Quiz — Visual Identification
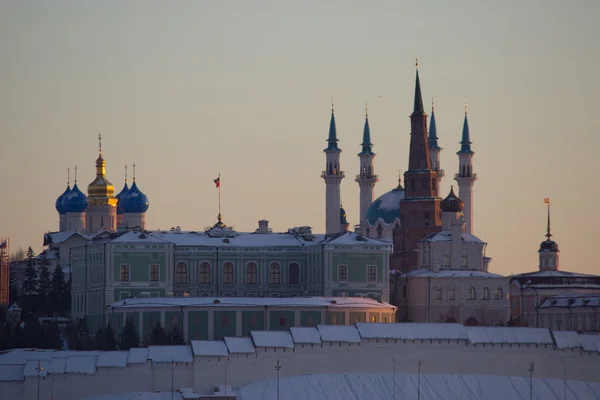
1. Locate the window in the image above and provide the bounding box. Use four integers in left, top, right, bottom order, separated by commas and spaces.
338, 265, 348, 282
172, 315, 178, 328
150, 264, 159, 282
435, 289, 442, 300
307, 316, 313, 327
448, 289, 455, 301
332, 316, 337, 325
469, 287, 476, 300
367, 266, 377, 283
443, 256, 450, 267
222, 316, 229, 327
354, 316, 360, 323
371, 316, 376, 323
495, 287, 503, 300
461, 255, 468, 268
195, 316, 201, 328
250, 315, 256, 327
246, 263, 257, 284
376, 225, 383, 237
483, 287, 489, 300
175, 262, 188, 284
120, 265, 130, 282
288, 263, 300, 285
279, 315, 286, 327
223, 263, 234, 284
269, 263, 281, 284
199, 262, 210, 284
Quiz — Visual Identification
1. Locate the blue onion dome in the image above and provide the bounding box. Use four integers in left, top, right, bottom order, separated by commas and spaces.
55, 185, 71, 214
61, 183, 89, 213
120, 181, 149, 213
440, 186, 464, 213
115, 182, 129, 215
365, 178, 405, 226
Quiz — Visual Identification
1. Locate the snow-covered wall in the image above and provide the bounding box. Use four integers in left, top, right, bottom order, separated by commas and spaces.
1, 325, 599, 400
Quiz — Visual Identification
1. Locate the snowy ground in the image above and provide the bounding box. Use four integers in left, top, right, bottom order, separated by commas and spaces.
237, 372, 600, 400
83, 393, 183, 400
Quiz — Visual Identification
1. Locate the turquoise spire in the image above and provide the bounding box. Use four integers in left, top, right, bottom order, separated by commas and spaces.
324, 101, 340, 152
428, 99, 440, 150
458, 104, 473, 154
358, 103, 374, 155
413, 58, 425, 115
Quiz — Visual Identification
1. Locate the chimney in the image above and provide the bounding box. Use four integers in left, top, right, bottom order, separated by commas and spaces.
258, 220, 269, 234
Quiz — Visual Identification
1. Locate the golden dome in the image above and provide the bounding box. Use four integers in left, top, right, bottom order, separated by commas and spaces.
87, 135, 117, 205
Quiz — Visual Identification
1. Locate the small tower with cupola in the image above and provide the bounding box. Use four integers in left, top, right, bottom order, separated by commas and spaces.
119, 163, 149, 229
86, 135, 117, 232
355, 103, 378, 232
55, 169, 71, 232
428, 99, 444, 197
539, 198, 560, 271
454, 106, 477, 234
321, 102, 345, 235
61, 166, 88, 232
115, 165, 130, 228
440, 186, 465, 269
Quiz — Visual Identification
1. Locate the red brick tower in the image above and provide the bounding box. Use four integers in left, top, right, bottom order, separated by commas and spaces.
391, 62, 443, 274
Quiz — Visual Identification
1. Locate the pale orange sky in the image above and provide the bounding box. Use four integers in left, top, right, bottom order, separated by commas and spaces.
1, 1, 599, 276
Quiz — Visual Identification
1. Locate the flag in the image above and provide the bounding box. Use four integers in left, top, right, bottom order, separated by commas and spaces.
214, 177, 220, 188
544, 198, 550, 204
0, 240, 6, 249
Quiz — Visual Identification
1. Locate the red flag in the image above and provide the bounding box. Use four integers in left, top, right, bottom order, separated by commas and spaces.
214, 177, 220, 188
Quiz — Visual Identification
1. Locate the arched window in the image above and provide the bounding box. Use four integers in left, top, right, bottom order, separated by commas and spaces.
223, 263, 234, 284
482, 287, 490, 300
422, 177, 427, 190
495, 287, 503, 300
328, 163, 332, 174
269, 263, 281, 284
469, 287, 476, 300
411, 178, 415, 190
175, 262, 188, 284
279, 315, 286, 327
376, 224, 383, 238
246, 263, 257, 284
288, 263, 300, 285
432, 178, 436, 191
199, 262, 210, 284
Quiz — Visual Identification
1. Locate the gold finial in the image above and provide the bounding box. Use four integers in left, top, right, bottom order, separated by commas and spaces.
74, 165, 78, 183
365, 100, 368, 117
331, 97, 334, 113
125, 165, 128, 183
465, 102, 468, 115
415, 53, 419, 69
98, 133, 102, 155
132, 163, 136, 181
432, 97, 435, 112
67, 168, 70, 186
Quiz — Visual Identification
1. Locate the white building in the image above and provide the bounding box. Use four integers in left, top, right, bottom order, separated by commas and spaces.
537, 293, 600, 331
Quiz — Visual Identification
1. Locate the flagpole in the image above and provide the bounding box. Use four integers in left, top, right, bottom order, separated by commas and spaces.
218, 173, 221, 218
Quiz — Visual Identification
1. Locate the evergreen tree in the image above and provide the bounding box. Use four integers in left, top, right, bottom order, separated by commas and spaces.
22, 247, 38, 316
169, 326, 185, 345
103, 323, 117, 350
50, 265, 68, 316
11, 323, 26, 349
9, 273, 19, 306
63, 277, 72, 316
94, 328, 106, 350
119, 318, 140, 350
66, 322, 85, 350
22, 319, 45, 348
37, 255, 52, 316
0, 321, 13, 350
44, 322, 63, 350
149, 322, 169, 345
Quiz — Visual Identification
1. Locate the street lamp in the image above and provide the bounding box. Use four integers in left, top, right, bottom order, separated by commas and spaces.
559, 357, 566, 400
417, 360, 422, 400
528, 362, 535, 400
171, 359, 177, 400
224, 357, 229, 398
392, 357, 396, 400
275, 358, 282, 400
36, 361, 43, 400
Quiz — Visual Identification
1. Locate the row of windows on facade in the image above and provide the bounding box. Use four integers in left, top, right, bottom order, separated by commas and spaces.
434, 287, 504, 301
538, 313, 599, 331
119, 262, 303, 285
407, 177, 437, 193
115, 313, 389, 333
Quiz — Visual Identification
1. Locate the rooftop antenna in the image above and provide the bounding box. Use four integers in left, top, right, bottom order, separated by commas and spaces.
74, 166, 78, 184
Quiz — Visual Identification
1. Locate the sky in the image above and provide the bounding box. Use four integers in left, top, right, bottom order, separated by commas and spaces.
1, 0, 599, 276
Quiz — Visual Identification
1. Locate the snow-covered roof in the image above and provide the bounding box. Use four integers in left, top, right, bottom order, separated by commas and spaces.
191, 341, 229, 357
578, 334, 600, 352
49, 357, 67, 374
23, 360, 50, 377
84, 393, 183, 400
111, 296, 396, 310
127, 347, 149, 364
96, 351, 129, 368
0, 365, 25, 381
552, 331, 582, 349
317, 325, 361, 343
148, 346, 193, 363
424, 231, 485, 244
323, 232, 390, 247
45, 231, 94, 245
466, 327, 553, 345
356, 322, 469, 341
365, 187, 404, 227
290, 327, 322, 344
65, 355, 98, 374
396, 268, 505, 279
111, 230, 172, 244
224, 337, 256, 354
538, 293, 600, 308
7, 303, 21, 311
251, 331, 295, 349
146, 230, 318, 248
512, 270, 600, 279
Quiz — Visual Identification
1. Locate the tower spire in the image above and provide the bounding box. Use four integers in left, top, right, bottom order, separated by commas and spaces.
74, 166, 78, 183
359, 102, 374, 156
544, 197, 552, 239
132, 163, 136, 181
98, 133, 102, 156
125, 165, 128, 183
67, 168, 70, 186
458, 103, 473, 154
325, 98, 340, 152
428, 97, 440, 150
413, 56, 425, 115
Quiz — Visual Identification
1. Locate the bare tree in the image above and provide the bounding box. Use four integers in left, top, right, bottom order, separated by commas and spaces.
11, 248, 26, 262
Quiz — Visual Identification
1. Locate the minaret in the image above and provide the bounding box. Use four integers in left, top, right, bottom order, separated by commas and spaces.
428, 99, 444, 197
454, 105, 477, 234
538, 198, 560, 271
321, 101, 344, 235
355, 102, 378, 231
86, 134, 118, 232
391, 60, 442, 274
